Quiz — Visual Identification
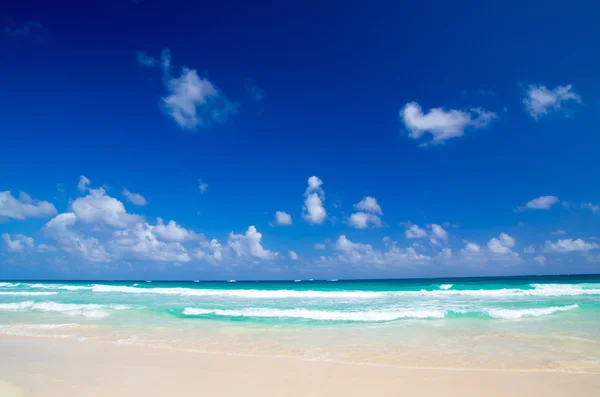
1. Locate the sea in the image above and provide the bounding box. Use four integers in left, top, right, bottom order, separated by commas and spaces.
1, 275, 599, 372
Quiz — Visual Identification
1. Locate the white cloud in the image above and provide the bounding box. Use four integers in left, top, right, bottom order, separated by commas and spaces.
332, 235, 431, 266
354, 197, 382, 215
0, 191, 57, 221
1, 233, 53, 253
273, 211, 292, 226
518, 195, 560, 211
348, 196, 382, 229
71, 188, 142, 228
543, 238, 599, 253
314, 243, 326, 250
198, 180, 208, 193
159, 49, 239, 130
487, 233, 516, 254
400, 102, 496, 144
524, 245, 536, 254
429, 224, 448, 242
228, 226, 278, 260
461, 242, 481, 254
2, 233, 34, 252
153, 218, 199, 242
289, 250, 298, 260
582, 202, 599, 214
44, 213, 112, 262
552, 229, 566, 235
136, 51, 156, 67
348, 212, 382, 229
405, 224, 427, 239
78, 175, 90, 192
523, 84, 582, 120
111, 222, 191, 263
194, 239, 223, 263
302, 176, 326, 225
122, 188, 148, 206
534, 255, 547, 265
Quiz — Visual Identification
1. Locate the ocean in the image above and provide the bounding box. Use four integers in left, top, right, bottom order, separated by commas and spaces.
1, 275, 599, 372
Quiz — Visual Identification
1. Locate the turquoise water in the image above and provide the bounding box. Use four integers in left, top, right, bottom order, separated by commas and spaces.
1, 275, 600, 324
2, 275, 600, 371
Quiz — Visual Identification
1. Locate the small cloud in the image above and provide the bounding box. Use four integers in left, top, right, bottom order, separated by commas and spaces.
461, 241, 481, 254
522, 84, 582, 120
400, 102, 496, 145
487, 233, 516, 254
3, 20, 45, 43
138, 48, 239, 131
534, 255, 547, 265
314, 243, 326, 250
289, 250, 298, 260
515, 195, 559, 212
78, 175, 91, 192
524, 245, 536, 254
136, 50, 156, 67
582, 202, 600, 214
198, 180, 208, 193
404, 224, 427, 239
303, 176, 326, 225
543, 238, 599, 253
353, 197, 382, 215
122, 188, 148, 206
0, 191, 57, 221
348, 197, 382, 229
552, 229, 566, 235
272, 211, 292, 226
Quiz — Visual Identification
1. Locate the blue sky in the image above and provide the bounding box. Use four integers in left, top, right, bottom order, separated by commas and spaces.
1, 0, 599, 280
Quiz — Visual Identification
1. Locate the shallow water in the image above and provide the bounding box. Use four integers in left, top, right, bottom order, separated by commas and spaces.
1, 275, 599, 372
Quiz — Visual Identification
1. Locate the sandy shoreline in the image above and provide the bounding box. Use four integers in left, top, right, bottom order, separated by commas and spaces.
1, 336, 599, 396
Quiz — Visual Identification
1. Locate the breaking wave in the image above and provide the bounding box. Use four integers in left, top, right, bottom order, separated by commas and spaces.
0, 301, 130, 318
88, 283, 600, 299
486, 304, 580, 319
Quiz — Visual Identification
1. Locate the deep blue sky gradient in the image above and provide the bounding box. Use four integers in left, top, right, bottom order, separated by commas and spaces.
1, 0, 599, 279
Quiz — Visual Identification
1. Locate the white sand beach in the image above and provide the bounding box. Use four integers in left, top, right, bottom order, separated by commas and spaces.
1, 335, 599, 397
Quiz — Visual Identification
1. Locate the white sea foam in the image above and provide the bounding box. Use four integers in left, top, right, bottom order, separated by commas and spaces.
528, 284, 600, 297
89, 283, 600, 299
0, 301, 35, 310
486, 304, 579, 319
26, 283, 92, 291
0, 323, 86, 338
0, 282, 20, 287
91, 285, 385, 298
439, 284, 453, 290
0, 301, 130, 318
182, 307, 446, 321
0, 291, 58, 296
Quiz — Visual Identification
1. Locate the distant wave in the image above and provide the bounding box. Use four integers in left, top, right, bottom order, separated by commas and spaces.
91, 285, 384, 298
26, 284, 92, 291
182, 308, 446, 321
88, 283, 600, 299
0, 301, 130, 319
0, 291, 58, 296
486, 304, 579, 319
439, 284, 453, 290
0, 282, 20, 288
